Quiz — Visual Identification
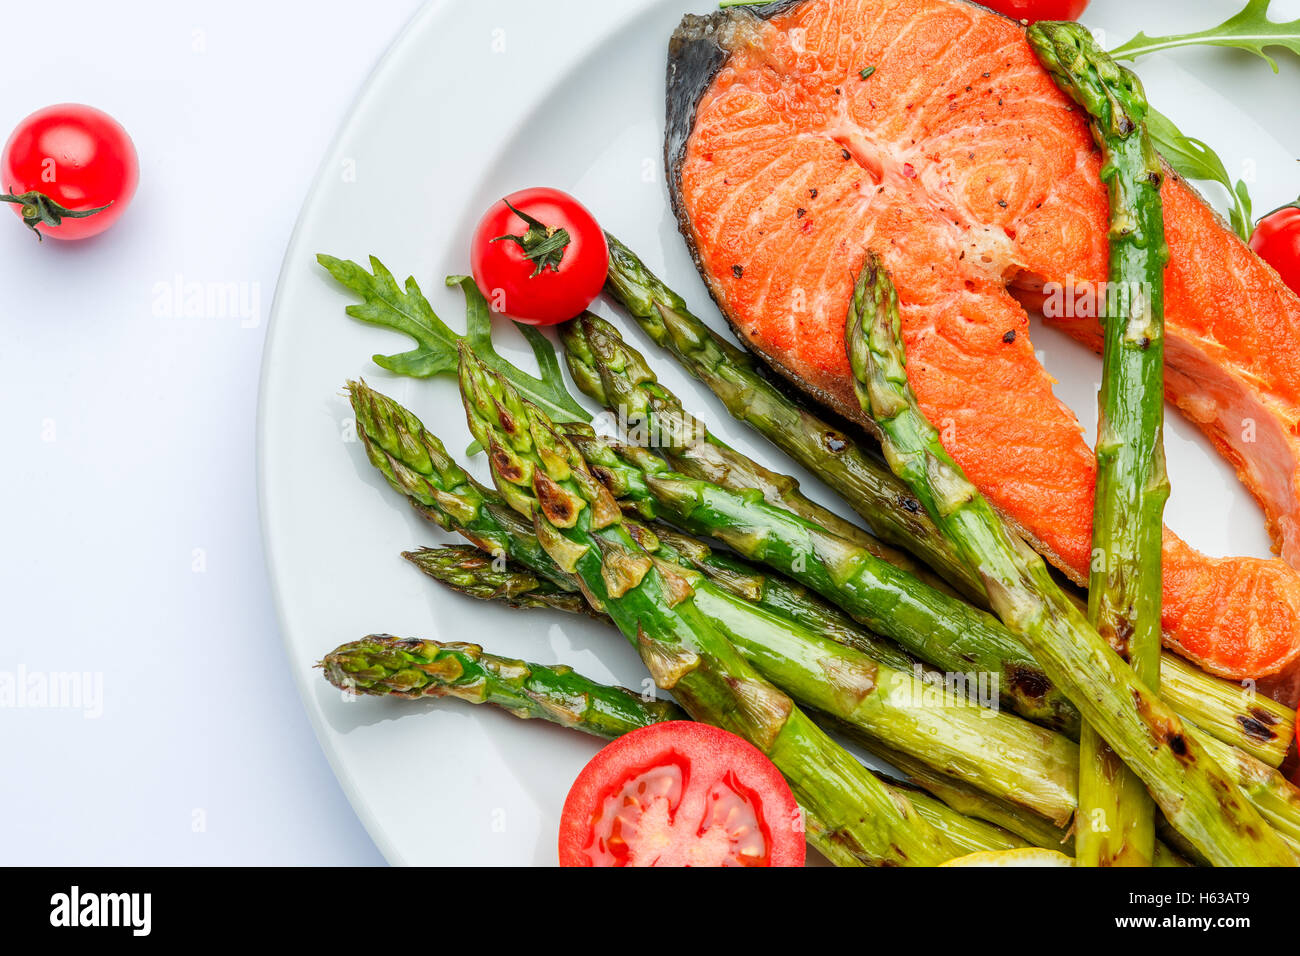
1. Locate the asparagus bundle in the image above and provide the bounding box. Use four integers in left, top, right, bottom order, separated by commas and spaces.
324, 161, 1296, 868
558, 315, 1069, 726
409, 547, 1161, 855
355, 376, 1100, 827
847, 253, 1295, 866
411, 543, 1300, 859
1029, 21, 1170, 867
329, 238, 1294, 768
350, 375, 1300, 854
567, 289, 1294, 766
455, 347, 967, 866
345, 371, 1300, 867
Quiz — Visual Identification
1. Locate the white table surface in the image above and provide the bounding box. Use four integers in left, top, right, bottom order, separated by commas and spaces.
0, 0, 1297, 866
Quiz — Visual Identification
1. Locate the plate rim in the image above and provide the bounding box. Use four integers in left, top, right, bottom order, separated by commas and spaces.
255, 0, 454, 866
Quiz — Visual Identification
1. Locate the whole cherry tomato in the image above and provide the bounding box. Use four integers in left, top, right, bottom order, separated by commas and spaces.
1250, 202, 1300, 298
470, 187, 608, 325
978, 0, 1090, 22
1, 103, 139, 241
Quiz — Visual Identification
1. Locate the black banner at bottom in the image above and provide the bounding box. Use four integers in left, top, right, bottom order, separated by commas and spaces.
2, 864, 1283, 940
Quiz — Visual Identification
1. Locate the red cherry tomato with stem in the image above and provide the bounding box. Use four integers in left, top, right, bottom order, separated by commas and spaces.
1, 104, 138, 241
977, 0, 1089, 22
558, 721, 806, 867
470, 187, 608, 325
1250, 202, 1300, 299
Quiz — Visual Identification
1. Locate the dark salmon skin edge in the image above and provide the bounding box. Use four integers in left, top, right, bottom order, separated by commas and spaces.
665, 1, 870, 426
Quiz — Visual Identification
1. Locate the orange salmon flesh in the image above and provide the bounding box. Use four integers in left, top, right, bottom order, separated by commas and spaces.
670, 0, 1300, 678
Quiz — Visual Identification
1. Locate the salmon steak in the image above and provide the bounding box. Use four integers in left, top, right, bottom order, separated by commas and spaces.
666, 0, 1300, 678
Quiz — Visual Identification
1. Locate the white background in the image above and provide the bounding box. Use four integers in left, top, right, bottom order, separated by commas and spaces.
1, 0, 1298, 865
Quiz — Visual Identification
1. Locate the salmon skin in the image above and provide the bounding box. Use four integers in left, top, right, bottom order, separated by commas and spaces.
666, 0, 1300, 679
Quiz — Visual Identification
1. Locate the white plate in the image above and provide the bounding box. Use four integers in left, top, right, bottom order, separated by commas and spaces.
258, 0, 1297, 865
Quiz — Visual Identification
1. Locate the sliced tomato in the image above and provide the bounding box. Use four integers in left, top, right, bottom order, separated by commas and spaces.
558, 721, 804, 867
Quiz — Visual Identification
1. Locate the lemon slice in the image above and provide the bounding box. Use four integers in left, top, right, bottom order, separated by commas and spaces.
940, 848, 1073, 867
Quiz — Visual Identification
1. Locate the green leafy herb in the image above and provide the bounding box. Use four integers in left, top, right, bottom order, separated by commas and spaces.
1110, 0, 1300, 71
1145, 108, 1253, 241
317, 253, 591, 429
859, 66, 876, 79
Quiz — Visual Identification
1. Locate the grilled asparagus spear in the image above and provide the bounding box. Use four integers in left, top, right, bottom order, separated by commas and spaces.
1158, 657, 1292, 768
1029, 19, 1170, 867
321, 634, 682, 734
403, 546, 591, 615
847, 252, 1295, 867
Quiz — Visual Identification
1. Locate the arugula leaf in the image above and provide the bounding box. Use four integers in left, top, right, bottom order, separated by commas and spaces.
317, 253, 591, 428
1110, 0, 1300, 71
1144, 108, 1253, 241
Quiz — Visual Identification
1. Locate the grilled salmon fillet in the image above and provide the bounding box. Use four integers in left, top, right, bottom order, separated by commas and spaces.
666, 0, 1300, 678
